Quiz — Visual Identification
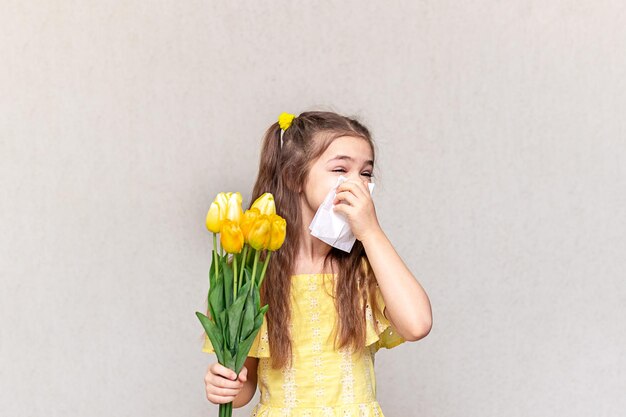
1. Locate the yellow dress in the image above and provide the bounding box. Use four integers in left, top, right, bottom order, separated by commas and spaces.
202, 273, 406, 416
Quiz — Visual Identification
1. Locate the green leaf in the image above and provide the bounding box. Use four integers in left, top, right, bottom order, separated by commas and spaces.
241, 266, 252, 289
226, 280, 252, 350
221, 255, 234, 308
219, 310, 228, 346
207, 257, 221, 324
251, 305, 268, 337
239, 292, 255, 341
235, 325, 263, 374
223, 343, 235, 370
253, 279, 260, 311
208, 277, 224, 320
234, 304, 269, 374
208, 249, 218, 290
196, 311, 224, 364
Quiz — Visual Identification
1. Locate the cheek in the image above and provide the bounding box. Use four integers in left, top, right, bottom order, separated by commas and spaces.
310, 189, 330, 212
304, 172, 339, 209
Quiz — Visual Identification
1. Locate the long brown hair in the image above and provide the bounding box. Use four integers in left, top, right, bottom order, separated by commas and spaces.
251, 110, 383, 370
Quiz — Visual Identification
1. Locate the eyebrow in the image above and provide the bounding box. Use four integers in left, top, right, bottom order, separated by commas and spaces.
326, 155, 374, 166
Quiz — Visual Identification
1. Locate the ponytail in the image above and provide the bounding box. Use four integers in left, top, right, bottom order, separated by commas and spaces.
251, 122, 283, 208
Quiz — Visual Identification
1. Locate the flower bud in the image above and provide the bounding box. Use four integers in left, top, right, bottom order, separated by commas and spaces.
220, 219, 244, 253
205, 201, 222, 233
267, 214, 286, 251
240, 208, 261, 243
250, 193, 276, 216
224, 192, 243, 224
247, 215, 271, 250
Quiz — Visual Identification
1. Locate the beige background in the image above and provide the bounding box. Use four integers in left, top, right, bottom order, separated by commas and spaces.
1, 1, 625, 416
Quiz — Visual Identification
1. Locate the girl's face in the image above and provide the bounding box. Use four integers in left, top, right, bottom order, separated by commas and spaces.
301, 135, 374, 213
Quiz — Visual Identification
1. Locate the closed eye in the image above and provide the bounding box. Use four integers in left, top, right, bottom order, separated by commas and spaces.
332, 169, 372, 178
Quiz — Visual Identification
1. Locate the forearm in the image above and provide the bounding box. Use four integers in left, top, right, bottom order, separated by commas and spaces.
232, 378, 258, 409
361, 227, 432, 339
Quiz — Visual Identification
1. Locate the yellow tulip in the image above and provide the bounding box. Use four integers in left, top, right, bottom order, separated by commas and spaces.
229, 191, 242, 205
220, 219, 244, 253
225, 192, 243, 224
206, 191, 242, 234
247, 215, 271, 250
240, 208, 261, 243
251, 193, 276, 216
267, 214, 287, 251
214, 192, 229, 209
205, 201, 222, 233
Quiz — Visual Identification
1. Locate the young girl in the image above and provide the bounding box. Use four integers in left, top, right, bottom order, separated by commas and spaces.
202, 110, 432, 416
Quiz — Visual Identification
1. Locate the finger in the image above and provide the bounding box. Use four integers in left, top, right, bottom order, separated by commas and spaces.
352, 180, 372, 198
207, 392, 237, 404
209, 365, 242, 389
337, 181, 367, 199
214, 374, 244, 389
334, 190, 357, 206
347, 180, 372, 202
332, 200, 354, 215
239, 366, 248, 382
212, 363, 238, 381
211, 371, 244, 389
208, 385, 241, 397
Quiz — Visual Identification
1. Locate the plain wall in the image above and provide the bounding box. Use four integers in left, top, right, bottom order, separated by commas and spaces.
1, 1, 624, 416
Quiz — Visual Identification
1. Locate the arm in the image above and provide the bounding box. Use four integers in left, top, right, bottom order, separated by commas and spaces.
232, 356, 259, 408
332, 179, 432, 341
361, 227, 433, 341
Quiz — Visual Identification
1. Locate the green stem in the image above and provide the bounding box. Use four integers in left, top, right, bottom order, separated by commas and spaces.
258, 250, 271, 289
239, 245, 248, 289
213, 233, 219, 279
251, 249, 260, 288
233, 255, 238, 299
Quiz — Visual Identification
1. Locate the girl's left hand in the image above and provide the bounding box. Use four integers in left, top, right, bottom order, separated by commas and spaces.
332, 179, 381, 242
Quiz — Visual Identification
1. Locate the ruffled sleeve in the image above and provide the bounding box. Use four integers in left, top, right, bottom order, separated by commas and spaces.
201, 313, 271, 358
364, 285, 406, 353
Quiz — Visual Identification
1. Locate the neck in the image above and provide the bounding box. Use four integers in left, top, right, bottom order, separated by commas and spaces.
297, 195, 333, 271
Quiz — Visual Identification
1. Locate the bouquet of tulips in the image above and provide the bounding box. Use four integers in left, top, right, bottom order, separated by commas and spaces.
196, 191, 286, 417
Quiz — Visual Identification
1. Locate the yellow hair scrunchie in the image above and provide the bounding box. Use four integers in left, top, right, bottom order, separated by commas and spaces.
278, 112, 296, 131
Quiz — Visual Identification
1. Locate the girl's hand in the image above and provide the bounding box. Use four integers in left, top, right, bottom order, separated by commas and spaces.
204, 361, 248, 405
332, 179, 381, 242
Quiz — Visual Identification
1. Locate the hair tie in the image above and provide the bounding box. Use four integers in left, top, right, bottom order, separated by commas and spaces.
278, 112, 296, 147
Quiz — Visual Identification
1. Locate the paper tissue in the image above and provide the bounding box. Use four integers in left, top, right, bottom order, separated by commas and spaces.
308, 175, 375, 252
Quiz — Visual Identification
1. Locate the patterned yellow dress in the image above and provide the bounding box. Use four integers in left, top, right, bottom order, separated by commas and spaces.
202, 273, 406, 416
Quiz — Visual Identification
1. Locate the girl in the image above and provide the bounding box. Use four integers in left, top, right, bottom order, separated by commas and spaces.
202, 110, 432, 416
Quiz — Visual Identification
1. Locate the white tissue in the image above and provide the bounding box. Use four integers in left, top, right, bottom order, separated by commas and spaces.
308, 175, 375, 253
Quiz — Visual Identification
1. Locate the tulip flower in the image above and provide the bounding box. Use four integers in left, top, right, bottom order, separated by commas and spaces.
219, 219, 244, 254
251, 192, 276, 216
247, 215, 272, 251
239, 208, 261, 243
196, 191, 285, 417
267, 214, 287, 251
214, 191, 228, 208
236, 208, 261, 291
205, 202, 222, 233
256, 213, 286, 289
206, 191, 242, 234
225, 192, 243, 224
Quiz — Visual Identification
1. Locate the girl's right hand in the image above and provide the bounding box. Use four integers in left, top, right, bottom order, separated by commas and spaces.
204, 362, 248, 405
